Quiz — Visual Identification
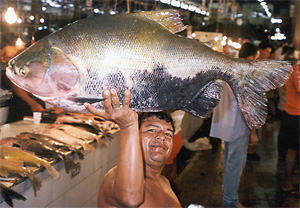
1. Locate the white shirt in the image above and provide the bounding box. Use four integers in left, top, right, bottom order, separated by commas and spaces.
210, 82, 249, 142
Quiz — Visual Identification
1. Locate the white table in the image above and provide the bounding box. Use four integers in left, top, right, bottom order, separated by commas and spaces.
0, 120, 120, 207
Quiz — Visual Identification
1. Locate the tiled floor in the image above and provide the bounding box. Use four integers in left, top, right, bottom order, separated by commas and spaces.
177, 119, 300, 208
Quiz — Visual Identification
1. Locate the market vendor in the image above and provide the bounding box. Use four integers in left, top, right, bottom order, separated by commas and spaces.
84, 89, 181, 207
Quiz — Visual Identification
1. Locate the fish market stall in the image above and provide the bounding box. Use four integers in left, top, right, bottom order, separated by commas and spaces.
0, 114, 120, 207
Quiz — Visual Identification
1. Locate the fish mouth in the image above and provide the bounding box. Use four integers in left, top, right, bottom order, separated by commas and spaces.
6, 45, 81, 100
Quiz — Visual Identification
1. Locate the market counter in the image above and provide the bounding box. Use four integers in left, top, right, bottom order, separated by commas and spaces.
0, 120, 120, 207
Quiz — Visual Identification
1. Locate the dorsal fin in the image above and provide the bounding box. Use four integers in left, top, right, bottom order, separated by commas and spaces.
133, 9, 187, 34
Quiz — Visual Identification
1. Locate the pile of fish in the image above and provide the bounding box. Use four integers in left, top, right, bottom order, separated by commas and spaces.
0, 113, 119, 207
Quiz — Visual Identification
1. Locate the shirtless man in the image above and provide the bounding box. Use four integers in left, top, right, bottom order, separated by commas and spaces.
85, 89, 181, 207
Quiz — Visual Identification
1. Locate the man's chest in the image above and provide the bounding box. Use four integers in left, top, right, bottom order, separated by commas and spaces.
142, 180, 181, 207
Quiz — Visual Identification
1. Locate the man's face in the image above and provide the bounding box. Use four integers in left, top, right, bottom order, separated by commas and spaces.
259, 47, 271, 59
139, 116, 174, 167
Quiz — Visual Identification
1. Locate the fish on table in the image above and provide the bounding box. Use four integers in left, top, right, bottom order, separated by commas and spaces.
33, 128, 95, 152
6, 9, 292, 129
0, 158, 42, 197
55, 115, 101, 133
0, 182, 26, 207
0, 146, 60, 180
0, 137, 59, 161
0, 136, 77, 174
49, 124, 106, 146
17, 132, 84, 160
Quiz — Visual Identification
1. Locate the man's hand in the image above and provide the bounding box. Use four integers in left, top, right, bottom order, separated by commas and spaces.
84, 89, 138, 130
30, 102, 46, 112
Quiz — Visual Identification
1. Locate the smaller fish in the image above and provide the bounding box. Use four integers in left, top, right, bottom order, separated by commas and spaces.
0, 182, 26, 207
0, 137, 59, 161
0, 146, 60, 180
1, 136, 77, 174
0, 158, 42, 197
49, 124, 106, 146
17, 132, 84, 160
56, 115, 102, 133
33, 128, 95, 152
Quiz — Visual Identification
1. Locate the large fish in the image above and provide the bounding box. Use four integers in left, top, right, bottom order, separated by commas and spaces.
5, 9, 292, 129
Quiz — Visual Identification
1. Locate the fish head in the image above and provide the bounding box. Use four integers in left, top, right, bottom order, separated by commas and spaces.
6, 38, 80, 100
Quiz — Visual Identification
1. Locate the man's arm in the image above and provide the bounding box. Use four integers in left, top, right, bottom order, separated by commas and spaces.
249, 129, 259, 146
85, 89, 145, 207
10, 83, 45, 112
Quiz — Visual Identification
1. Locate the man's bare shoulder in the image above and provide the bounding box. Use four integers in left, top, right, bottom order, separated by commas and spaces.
98, 167, 117, 207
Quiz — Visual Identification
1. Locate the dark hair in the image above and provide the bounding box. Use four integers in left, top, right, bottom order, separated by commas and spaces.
138, 112, 175, 134
239, 42, 258, 58
33, 29, 52, 42
258, 41, 271, 50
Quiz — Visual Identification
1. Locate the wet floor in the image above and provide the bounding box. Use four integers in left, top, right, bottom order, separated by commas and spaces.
177, 119, 300, 208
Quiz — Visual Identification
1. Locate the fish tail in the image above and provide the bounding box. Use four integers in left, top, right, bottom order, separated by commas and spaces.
233, 60, 292, 129
44, 163, 60, 180
26, 172, 42, 197
62, 155, 77, 174
1, 184, 26, 207
82, 142, 96, 152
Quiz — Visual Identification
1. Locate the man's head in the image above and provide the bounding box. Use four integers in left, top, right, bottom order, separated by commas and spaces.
138, 112, 175, 134
138, 112, 175, 166
258, 41, 272, 59
239, 42, 258, 60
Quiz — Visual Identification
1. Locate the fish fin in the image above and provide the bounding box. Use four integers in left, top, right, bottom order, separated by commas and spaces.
82, 143, 96, 152
26, 171, 42, 197
182, 80, 223, 117
95, 134, 107, 148
233, 60, 292, 129
1, 183, 26, 207
61, 155, 77, 174
75, 150, 85, 160
44, 164, 60, 180
134, 9, 187, 34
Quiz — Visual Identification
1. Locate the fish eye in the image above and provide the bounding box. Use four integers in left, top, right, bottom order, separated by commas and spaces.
17, 66, 29, 77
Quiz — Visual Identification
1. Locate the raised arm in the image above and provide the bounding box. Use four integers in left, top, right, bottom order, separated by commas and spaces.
84, 89, 145, 207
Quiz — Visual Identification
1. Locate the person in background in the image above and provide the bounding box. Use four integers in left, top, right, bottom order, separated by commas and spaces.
258, 41, 272, 59
1, 35, 25, 89
269, 46, 279, 60
209, 42, 259, 207
6, 29, 54, 123
258, 41, 276, 123
280, 61, 300, 197
85, 89, 181, 207
238, 42, 261, 161
277, 46, 297, 160
0, 35, 25, 63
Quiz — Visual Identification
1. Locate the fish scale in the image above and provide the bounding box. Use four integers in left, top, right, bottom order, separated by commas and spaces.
6, 9, 292, 129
